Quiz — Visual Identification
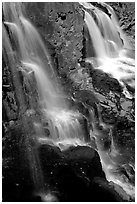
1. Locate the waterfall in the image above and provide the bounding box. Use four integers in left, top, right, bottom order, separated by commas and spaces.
100, 2, 132, 50
3, 2, 88, 198
83, 3, 122, 58
81, 2, 135, 198
82, 2, 135, 99
3, 2, 87, 146
3, 2, 135, 200
84, 10, 107, 58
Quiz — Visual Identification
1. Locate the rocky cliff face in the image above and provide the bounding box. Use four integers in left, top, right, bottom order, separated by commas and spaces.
108, 3, 135, 42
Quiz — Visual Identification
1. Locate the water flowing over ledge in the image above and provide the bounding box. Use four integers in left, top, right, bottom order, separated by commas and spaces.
2, 2, 135, 201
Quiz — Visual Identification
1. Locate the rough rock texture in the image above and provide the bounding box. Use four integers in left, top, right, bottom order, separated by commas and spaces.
108, 3, 135, 41
25, 2, 84, 76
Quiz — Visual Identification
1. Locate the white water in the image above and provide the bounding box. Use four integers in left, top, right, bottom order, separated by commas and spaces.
3, 2, 87, 197
3, 3, 85, 146
84, 10, 107, 58
81, 2, 135, 198
100, 2, 132, 50
82, 2, 135, 99
3, 2, 135, 200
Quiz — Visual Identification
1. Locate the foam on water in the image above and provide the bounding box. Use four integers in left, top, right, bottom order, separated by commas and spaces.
82, 2, 135, 99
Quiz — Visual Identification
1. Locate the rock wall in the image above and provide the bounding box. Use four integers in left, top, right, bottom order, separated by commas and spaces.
24, 2, 84, 76
108, 3, 135, 41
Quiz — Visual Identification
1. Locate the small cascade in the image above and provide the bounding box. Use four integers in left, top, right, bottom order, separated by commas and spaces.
100, 2, 132, 50
81, 2, 135, 99
80, 2, 135, 197
38, 109, 86, 150
84, 10, 107, 58
92, 119, 135, 198
92, 9, 123, 56
82, 2, 122, 58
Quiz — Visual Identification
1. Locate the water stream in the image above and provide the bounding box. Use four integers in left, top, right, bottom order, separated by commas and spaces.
82, 2, 134, 99
3, 2, 135, 200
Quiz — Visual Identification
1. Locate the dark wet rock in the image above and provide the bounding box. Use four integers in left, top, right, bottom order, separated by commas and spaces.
2, 62, 44, 201
3, 91, 18, 121
2, 119, 34, 202
2, 63, 18, 121
101, 106, 118, 124
38, 144, 127, 201
39, 145, 130, 202
18, 67, 40, 113
112, 116, 135, 164
91, 69, 123, 94
91, 177, 130, 201
3, 140, 131, 201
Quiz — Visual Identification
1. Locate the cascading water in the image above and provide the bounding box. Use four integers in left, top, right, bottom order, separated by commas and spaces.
80, 2, 135, 198
84, 10, 107, 58
3, 2, 135, 201
3, 2, 86, 146
81, 2, 135, 99
3, 2, 88, 198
